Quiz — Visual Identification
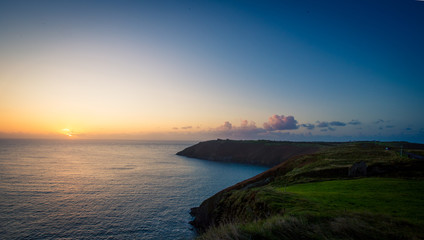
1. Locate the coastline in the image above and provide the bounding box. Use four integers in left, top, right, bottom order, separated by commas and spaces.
179, 140, 424, 239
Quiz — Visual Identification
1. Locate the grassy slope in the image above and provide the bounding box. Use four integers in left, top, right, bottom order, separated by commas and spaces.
195, 141, 424, 240
284, 178, 424, 224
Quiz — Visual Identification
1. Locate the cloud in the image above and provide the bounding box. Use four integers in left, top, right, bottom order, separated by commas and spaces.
263, 115, 298, 131
173, 126, 192, 130
240, 120, 250, 128
374, 119, 385, 124
316, 122, 329, 128
316, 120, 346, 131
239, 120, 259, 131
216, 121, 233, 131
348, 120, 361, 125
320, 126, 335, 132
301, 123, 315, 130
217, 120, 260, 133
329, 121, 346, 127
211, 120, 265, 139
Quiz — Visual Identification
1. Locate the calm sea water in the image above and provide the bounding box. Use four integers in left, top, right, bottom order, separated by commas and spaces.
0, 139, 267, 239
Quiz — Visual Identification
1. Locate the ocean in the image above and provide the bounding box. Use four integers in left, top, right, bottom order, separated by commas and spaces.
0, 139, 268, 239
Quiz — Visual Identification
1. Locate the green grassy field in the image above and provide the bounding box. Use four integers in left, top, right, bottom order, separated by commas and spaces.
282, 178, 424, 224
199, 178, 424, 239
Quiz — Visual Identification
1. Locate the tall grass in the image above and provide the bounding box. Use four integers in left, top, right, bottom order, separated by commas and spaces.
198, 213, 422, 240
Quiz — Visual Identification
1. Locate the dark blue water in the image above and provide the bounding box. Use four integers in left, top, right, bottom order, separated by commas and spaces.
0, 139, 268, 239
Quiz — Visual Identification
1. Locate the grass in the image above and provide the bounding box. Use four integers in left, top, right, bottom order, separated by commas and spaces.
273, 142, 417, 184
194, 141, 424, 239
198, 213, 423, 240
197, 177, 424, 240
281, 178, 424, 225
199, 178, 424, 239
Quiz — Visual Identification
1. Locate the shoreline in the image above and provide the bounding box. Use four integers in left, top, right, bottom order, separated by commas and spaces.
180, 140, 424, 238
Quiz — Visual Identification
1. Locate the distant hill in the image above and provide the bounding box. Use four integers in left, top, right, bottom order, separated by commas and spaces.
177, 139, 335, 167
178, 140, 424, 240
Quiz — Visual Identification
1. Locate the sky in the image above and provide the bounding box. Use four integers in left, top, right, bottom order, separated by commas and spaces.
1, 0, 424, 142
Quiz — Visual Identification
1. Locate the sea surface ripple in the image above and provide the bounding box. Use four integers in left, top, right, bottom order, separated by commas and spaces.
0, 139, 268, 239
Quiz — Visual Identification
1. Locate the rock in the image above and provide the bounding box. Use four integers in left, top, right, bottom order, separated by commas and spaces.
348, 161, 367, 177
190, 207, 198, 217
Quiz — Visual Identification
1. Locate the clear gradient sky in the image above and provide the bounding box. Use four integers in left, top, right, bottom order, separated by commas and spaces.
1, 0, 423, 142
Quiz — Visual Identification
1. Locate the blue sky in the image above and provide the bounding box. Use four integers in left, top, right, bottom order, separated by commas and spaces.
1, 0, 423, 142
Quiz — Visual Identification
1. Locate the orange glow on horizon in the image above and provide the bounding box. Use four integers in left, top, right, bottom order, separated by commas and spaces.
61, 128, 73, 137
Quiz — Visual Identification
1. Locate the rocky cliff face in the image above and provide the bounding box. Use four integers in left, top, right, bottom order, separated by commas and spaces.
177, 139, 327, 167
188, 158, 295, 231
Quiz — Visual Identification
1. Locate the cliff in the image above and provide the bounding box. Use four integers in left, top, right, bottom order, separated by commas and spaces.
182, 140, 424, 239
177, 139, 331, 167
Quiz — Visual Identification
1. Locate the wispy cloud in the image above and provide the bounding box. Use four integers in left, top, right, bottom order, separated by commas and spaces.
348, 120, 361, 125
329, 121, 346, 127
300, 123, 315, 130
321, 127, 336, 131
315, 120, 347, 131
173, 126, 193, 130
316, 122, 329, 128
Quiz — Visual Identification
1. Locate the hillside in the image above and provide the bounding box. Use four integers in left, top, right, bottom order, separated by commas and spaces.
177, 139, 332, 167
180, 140, 424, 240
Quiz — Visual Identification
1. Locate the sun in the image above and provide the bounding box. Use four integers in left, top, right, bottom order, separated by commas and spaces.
61, 128, 73, 137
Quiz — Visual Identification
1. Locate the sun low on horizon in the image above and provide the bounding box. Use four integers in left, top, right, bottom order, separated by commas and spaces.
1, 1, 424, 142
61, 129, 73, 137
